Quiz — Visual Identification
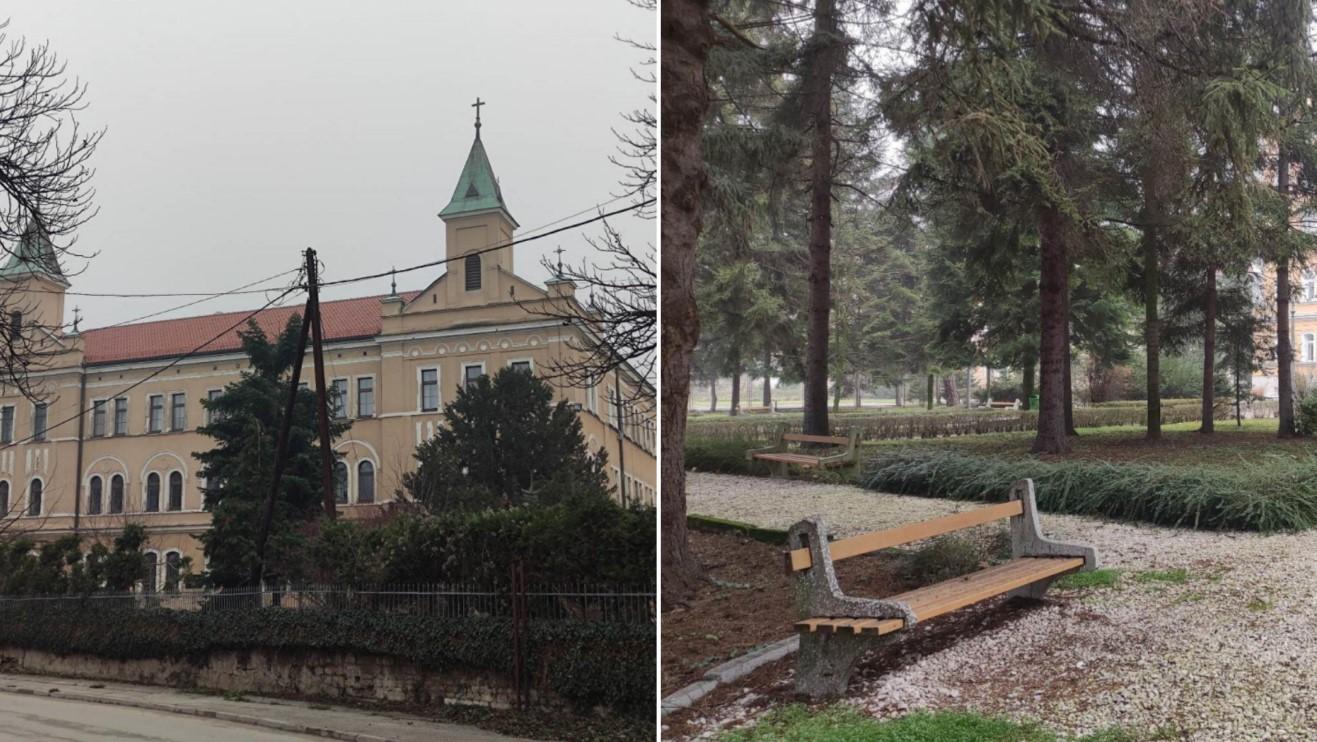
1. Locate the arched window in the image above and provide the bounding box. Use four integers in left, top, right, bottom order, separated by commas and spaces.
357, 461, 375, 504
110, 475, 124, 514
143, 552, 158, 594
168, 472, 183, 511
0, 481, 9, 516
88, 476, 103, 515
164, 551, 181, 592
333, 461, 349, 504
464, 253, 481, 291
27, 479, 41, 517
145, 473, 160, 512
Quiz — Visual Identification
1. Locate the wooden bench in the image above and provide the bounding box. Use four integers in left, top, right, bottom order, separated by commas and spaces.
782, 479, 1097, 697
746, 430, 860, 475
988, 400, 1018, 410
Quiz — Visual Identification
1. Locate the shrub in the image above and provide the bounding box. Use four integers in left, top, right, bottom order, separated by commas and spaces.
0, 602, 652, 714
682, 438, 769, 475
903, 535, 986, 583
1297, 390, 1317, 436
860, 449, 1317, 532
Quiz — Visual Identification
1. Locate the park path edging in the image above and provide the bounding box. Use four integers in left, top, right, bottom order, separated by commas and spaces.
661, 634, 798, 715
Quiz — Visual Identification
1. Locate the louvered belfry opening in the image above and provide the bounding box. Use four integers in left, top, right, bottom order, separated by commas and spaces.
465, 253, 481, 291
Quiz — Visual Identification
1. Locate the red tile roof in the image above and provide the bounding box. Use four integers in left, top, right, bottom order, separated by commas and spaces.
82, 292, 419, 366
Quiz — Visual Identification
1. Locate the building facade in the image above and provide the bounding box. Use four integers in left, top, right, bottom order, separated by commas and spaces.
0, 124, 656, 588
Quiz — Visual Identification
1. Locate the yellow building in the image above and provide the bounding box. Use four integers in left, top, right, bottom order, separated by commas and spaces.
0, 122, 655, 588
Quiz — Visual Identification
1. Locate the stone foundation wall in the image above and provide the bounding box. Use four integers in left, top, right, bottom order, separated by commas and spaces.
0, 646, 557, 710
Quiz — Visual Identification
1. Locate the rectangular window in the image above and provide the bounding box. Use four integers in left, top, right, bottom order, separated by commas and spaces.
607, 387, 618, 429
331, 379, 349, 419
510, 360, 532, 375
587, 382, 597, 415
33, 403, 47, 441
206, 389, 222, 425
420, 369, 439, 412
171, 393, 186, 431
357, 377, 375, 418
463, 364, 484, 390
92, 400, 107, 437
2, 405, 14, 444
148, 395, 164, 433
113, 397, 128, 435
1305, 333, 1316, 363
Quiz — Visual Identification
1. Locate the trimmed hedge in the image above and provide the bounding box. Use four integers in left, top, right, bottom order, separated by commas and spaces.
0, 602, 653, 713
860, 449, 1317, 532
682, 438, 771, 475
686, 514, 788, 545
687, 401, 1278, 444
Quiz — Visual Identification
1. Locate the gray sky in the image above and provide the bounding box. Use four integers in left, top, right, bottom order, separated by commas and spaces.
5, 1, 654, 327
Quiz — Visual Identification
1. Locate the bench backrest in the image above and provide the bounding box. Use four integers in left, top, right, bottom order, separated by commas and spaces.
782, 433, 850, 446
784, 499, 1023, 572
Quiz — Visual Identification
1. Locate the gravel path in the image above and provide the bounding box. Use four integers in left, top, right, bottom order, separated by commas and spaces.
684, 473, 1317, 740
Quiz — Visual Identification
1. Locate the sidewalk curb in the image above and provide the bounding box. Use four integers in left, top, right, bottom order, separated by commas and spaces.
0, 685, 392, 742
660, 634, 798, 716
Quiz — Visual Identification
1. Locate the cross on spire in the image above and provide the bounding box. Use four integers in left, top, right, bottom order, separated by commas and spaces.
554, 245, 565, 277
72, 306, 81, 333
472, 97, 486, 133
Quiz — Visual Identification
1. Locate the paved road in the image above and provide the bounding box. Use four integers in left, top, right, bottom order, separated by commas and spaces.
0, 692, 314, 741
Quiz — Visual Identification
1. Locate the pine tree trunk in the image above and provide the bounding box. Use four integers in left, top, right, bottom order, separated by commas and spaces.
832, 379, 842, 412
895, 378, 904, 407
854, 371, 862, 408
1032, 208, 1070, 454
942, 375, 959, 407
801, 0, 841, 436
762, 348, 772, 407
1143, 217, 1161, 440
1064, 287, 1077, 436
1201, 266, 1217, 433
926, 373, 934, 409
1278, 146, 1296, 438
659, 0, 712, 607
1023, 360, 1035, 410
708, 378, 717, 413
729, 351, 742, 417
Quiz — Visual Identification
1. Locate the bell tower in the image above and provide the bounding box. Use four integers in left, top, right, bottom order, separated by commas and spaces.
438, 99, 519, 306
0, 222, 70, 339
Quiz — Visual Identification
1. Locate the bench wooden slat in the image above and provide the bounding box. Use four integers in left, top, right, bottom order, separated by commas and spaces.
786, 500, 1025, 572
753, 453, 822, 468
897, 557, 1084, 621
782, 433, 850, 445
795, 557, 1083, 636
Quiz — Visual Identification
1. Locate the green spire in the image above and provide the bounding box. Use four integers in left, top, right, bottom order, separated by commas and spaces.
0, 221, 68, 286
439, 105, 518, 226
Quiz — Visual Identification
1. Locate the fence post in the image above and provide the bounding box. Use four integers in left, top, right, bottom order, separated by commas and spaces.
510, 561, 530, 710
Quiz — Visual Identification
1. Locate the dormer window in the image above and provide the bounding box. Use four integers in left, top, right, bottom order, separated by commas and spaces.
465, 254, 481, 291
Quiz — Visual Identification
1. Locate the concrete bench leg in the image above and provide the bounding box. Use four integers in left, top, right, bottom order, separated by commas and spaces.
1007, 574, 1063, 601
795, 631, 876, 698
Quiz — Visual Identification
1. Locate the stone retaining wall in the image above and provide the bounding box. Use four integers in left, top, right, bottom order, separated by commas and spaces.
0, 646, 557, 710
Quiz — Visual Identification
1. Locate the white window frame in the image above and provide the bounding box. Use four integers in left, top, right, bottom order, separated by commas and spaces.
355, 375, 376, 418
330, 377, 350, 420
169, 392, 187, 432
205, 388, 223, 425
587, 381, 598, 415
87, 474, 104, 515
333, 459, 350, 505
0, 479, 10, 517
147, 394, 165, 433
31, 401, 48, 442
163, 550, 183, 591
357, 459, 376, 504
417, 367, 440, 412
166, 469, 185, 512
143, 471, 162, 513
25, 476, 43, 517
91, 398, 108, 438
143, 550, 160, 593
462, 362, 486, 390
507, 358, 534, 375
109, 473, 126, 514
113, 396, 129, 436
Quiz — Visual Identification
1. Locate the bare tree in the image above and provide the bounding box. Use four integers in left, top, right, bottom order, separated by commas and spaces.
519, 1, 656, 401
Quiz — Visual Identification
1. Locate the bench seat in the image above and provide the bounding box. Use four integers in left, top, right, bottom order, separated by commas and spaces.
753, 452, 826, 468
795, 556, 1085, 636
747, 430, 860, 473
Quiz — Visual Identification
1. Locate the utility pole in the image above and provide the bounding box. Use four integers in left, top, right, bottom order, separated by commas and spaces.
306, 248, 338, 520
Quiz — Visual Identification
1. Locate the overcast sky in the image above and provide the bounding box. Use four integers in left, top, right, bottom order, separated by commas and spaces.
4, 1, 654, 328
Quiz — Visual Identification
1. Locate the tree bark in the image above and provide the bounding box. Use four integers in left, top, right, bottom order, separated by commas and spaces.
894, 378, 904, 407
1063, 284, 1077, 436
729, 350, 741, 417
942, 375, 959, 407
1200, 266, 1217, 433
1023, 359, 1035, 410
854, 371, 862, 408
1032, 208, 1071, 454
762, 348, 772, 407
1278, 146, 1296, 438
659, 0, 711, 607
708, 377, 717, 413
1143, 210, 1161, 440
926, 372, 934, 410
801, 0, 842, 436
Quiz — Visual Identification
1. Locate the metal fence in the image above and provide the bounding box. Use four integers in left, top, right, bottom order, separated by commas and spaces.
0, 582, 655, 624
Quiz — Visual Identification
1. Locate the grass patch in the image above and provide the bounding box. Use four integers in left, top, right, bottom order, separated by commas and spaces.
1247, 596, 1273, 612
1055, 569, 1121, 590
860, 449, 1317, 532
687, 514, 788, 545
1134, 569, 1190, 584
719, 705, 1165, 741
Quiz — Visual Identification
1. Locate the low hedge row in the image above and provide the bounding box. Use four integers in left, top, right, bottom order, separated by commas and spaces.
859, 449, 1317, 532
682, 438, 772, 475
686, 514, 788, 545
687, 401, 1278, 444
0, 603, 653, 714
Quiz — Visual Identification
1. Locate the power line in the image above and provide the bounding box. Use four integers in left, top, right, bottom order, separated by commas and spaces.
320, 199, 653, 289
96, 268, 305, 329
4, 285, 302, 451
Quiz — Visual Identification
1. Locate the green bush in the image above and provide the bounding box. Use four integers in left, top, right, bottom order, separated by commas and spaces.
0, 602, 653, 714
860, 449, 1317, 531
682, 438, 769, 475
903, 535, 988, 583
310, 493, 654, 587
1296, 391, 1317, 436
